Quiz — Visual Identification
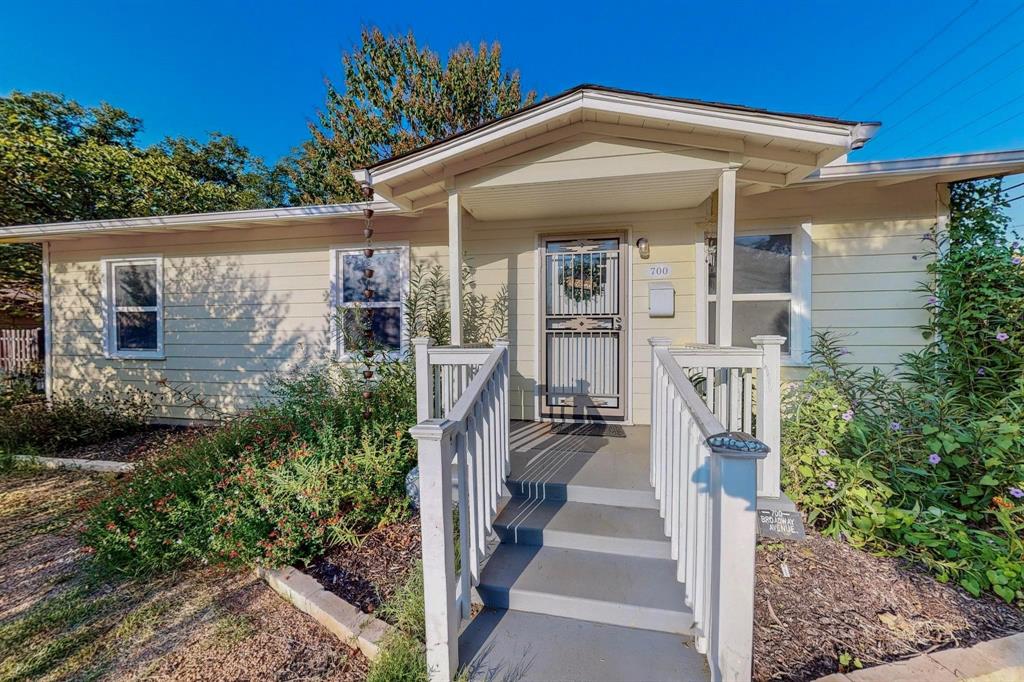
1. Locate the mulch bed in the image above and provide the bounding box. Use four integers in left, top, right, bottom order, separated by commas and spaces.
57, 425, 208, 463
754, 530, 1024, 681
307, 516, 421, 616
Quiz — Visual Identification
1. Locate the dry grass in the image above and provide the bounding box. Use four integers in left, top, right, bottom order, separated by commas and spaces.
0, 469, 367, 682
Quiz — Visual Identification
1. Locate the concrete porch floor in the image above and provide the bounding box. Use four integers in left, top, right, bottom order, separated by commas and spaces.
458, 420, 710, 682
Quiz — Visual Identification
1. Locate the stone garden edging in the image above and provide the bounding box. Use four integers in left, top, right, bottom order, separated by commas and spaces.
14, 455, 134, 474
256, 565, 395, 661
816, 631, 1024, 681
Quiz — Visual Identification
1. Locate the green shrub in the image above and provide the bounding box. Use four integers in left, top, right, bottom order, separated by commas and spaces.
784, 179, 1024, 605
82, 359, 418, 576
0, 389, 150, 460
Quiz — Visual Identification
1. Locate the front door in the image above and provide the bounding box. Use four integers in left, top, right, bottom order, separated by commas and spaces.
540, 235, 627, 421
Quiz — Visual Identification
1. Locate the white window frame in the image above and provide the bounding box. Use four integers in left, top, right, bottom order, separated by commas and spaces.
101, 255, 164, 360
329, 242, 410, 361
700, 222, 812, 365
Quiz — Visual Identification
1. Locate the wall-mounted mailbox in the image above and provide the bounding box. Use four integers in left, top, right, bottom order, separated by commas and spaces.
648, 281, 675, 318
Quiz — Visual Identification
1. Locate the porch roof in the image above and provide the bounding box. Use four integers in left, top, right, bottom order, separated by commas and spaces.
355, 85, 882, 213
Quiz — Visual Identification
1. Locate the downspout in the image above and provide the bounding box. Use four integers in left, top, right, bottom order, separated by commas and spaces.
42, 240, 53, 402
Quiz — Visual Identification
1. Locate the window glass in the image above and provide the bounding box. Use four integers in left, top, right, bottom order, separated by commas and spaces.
116, 311, 159, 350
115, 263, 157, 306
709, 234, 791, 295
341, 308, 402, 351
342, 252, 402, 303
709, 300, 791, 353
734, 235, 791, 294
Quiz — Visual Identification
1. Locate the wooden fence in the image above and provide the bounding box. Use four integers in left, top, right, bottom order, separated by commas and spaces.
0, 328, 43, 375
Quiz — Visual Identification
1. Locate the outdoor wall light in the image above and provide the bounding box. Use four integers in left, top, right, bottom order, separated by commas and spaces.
636, 237, 650, 259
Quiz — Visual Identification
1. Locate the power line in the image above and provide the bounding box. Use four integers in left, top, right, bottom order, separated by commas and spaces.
872, 35, 1024, 142
872, 2, 1024, 117
911, 91, 1024, 154
1002, 180, 1024, 193
840, 1, 980, 116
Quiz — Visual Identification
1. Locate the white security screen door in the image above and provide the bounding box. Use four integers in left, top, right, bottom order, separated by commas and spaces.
540, 236, 627, 421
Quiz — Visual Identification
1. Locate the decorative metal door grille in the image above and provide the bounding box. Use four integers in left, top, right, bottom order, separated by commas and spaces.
541, 236, 626, 420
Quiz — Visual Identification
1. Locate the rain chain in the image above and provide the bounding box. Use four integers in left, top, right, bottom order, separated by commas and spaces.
359, 181, 376, 420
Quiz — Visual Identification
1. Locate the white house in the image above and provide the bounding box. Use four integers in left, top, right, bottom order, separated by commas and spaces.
4, 84, 1024, 681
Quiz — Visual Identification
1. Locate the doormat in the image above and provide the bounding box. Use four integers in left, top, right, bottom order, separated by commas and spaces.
550, 423, 627, 438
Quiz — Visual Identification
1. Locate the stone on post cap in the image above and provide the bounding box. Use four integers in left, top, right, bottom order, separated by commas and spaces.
751, 335, 786, 346
648, 336, 672, 347
412, 336, 434, 347
707, 431, 770, 458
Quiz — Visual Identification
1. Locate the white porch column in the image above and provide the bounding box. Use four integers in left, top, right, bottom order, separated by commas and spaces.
448, 189, 463, 345
715, 168, 737, 347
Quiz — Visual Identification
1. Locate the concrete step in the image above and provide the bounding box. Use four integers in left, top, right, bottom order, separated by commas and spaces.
476, 544, 693, 634
459, 608, 709, 682
494, 498, 671, 559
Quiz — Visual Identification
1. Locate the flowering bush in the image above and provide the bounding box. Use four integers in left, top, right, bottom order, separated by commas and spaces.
784, 179, 1024, 605
82, 359, 418, 575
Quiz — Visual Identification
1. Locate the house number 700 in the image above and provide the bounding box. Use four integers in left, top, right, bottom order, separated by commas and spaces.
647, 264, 672, 278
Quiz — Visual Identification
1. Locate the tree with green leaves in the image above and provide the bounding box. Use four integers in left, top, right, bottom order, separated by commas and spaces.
286, 27, 535, 204
0, 91, 284, 320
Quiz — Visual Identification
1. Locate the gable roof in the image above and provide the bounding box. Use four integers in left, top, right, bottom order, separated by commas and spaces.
366, 84, 876, 171
356, 85, 882, 211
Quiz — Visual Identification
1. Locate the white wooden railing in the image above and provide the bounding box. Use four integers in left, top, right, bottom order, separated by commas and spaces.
649, 336, 775, 682
409, 338, 510, 681
668, 335, 784, 498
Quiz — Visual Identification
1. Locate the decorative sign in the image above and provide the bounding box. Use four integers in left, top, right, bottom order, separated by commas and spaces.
647, 263, 672, 278
758, 508, 806, 540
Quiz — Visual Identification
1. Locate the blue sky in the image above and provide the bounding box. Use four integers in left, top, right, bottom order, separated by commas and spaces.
2, 0, 1022, 228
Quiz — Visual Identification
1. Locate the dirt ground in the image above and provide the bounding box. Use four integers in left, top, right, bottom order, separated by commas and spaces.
56, 425, 206, 463
754, 531, 1024, 681
0, 469, 368, 682
308, 515, 421, 617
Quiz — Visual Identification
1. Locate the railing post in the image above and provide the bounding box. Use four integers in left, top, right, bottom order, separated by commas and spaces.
752, 335, 785, 499
707, 441, 768, 682
409, 419, 457, 681
414, 337, 434, 423
648, 338, 671, 488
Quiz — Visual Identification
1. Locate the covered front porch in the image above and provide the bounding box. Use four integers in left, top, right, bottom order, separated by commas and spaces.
367, 87, 872, 681
360, 86, 874, 427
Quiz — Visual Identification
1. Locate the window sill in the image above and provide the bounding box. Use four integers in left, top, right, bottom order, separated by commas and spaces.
106, 353, 166, 361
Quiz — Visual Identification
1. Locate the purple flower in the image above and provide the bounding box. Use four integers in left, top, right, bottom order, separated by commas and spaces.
1013, 256, 1022, 265
928, 453, 942, 465
927, 296, 938, 306
826, 480, 837, 490
842, 410, 854, 422
996, 332, 1009, 342
839, 347, 850, 357
977, 367, 986, 376
1009, 487, 1024, 499
890, 421, 902, 432
818, 448, 829, 457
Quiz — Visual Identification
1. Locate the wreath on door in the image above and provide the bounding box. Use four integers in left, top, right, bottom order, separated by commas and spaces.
558, 256, 607, 302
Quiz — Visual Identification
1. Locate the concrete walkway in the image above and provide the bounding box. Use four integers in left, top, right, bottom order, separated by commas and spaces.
817, 632, 1024, 682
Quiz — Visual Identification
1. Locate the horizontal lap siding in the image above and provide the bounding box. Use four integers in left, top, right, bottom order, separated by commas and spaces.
739, 180, 940, 378
810, 219, 932, 371
49, 212, 448, 422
